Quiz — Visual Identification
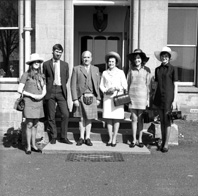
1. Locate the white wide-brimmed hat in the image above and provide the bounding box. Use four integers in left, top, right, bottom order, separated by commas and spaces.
105, 51, 121, 66
154, 46, 177, 61
26, 53, 44, 65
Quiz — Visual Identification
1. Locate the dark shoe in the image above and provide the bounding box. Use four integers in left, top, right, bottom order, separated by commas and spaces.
106, 143, 112, 146
25, 149, 31, 155
31, 147, 42, 153
85, 138, 93, 146
59, 138, 73, 144
161, 147, 169, 153
138, 143, 144, 148
129, 142, 136, 148
50, 138, 56, 144
111, 143, 116, 147
76, 138, 84, 146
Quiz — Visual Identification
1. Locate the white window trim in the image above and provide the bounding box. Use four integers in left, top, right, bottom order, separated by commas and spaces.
168, 7, 198, 86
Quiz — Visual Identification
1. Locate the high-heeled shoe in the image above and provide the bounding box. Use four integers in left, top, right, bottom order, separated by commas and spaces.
111, 143, 116, 147
138, 142, 144, 148
106, 143, 112, 146
161, 147, 169, 153
31, 147, 42, 153
25, 149, 31, 155
129, 142, 136, 148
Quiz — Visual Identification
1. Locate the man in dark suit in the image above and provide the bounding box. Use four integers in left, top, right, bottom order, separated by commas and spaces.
43, 44, 72, 145
71, 51, 101, 146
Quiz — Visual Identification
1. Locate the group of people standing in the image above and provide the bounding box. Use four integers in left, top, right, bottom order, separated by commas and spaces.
17, 43, 178, 155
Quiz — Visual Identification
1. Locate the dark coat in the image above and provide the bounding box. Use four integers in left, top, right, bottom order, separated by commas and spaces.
43, 59, 69, 100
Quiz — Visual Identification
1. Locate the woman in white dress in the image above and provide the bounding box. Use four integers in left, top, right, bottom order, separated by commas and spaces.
100, 52, 127, 147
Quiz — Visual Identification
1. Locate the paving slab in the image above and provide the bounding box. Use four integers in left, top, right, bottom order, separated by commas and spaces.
42, 140, 150, 154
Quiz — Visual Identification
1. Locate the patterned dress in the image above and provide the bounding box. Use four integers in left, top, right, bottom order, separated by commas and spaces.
100, 67, 127, 119
127, 65, 151, 110
20, 72, 45, 119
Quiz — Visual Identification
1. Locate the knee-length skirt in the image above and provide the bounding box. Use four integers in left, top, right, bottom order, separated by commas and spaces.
23, 97, 44, 119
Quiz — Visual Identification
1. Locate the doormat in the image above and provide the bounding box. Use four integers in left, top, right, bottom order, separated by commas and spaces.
65, 152, 124, 162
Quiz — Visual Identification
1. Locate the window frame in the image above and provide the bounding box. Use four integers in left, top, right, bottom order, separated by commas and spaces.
0, 1, 20, 83
168, 6, 198, 86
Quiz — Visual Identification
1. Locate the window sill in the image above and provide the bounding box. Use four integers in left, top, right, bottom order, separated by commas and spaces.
178, 86, 198, 93
0, 78, 19, 91
0, 78, 19, 83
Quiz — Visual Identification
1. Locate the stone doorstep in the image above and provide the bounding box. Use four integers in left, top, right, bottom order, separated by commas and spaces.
42, 140, 151, 155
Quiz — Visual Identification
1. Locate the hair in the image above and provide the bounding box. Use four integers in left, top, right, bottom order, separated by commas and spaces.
107, 55, 118, 64
27, 62, 45, 90
52, 44, 64, 52
160, 51, 171, 59
132, 54, 146, 66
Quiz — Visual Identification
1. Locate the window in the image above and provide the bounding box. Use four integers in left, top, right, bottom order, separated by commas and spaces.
168, 7, 198, 85
0, 0, 19, 78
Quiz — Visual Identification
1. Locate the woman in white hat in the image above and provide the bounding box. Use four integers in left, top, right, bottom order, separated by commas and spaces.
127, 49, 151, 148
17, 53, 46, 154
153, 46, 178, 153
100, 51, 127, 147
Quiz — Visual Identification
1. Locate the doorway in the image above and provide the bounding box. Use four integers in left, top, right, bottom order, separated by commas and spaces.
74, 6, 130, 74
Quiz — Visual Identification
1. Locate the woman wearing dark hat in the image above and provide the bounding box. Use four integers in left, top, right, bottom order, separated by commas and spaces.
153, 46, 178, 153
100, 51, 127, 147
127, 49, 151, 148
18, 53, 46, 154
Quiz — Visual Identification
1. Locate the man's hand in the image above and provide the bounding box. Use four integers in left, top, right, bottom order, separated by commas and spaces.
172, 101, 177, 110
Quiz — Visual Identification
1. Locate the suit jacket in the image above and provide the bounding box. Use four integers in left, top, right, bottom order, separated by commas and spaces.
43, 59, 69, 100
71, 65, 101, 101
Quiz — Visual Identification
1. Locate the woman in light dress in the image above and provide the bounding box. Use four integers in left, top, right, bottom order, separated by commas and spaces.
100, 52, 127, 147
127, 49, 151, 148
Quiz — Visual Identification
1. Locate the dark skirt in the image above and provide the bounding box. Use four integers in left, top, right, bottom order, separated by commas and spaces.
73, 95, 98, 120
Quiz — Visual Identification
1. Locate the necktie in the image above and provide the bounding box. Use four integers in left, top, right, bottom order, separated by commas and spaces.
54, 61, 59, 85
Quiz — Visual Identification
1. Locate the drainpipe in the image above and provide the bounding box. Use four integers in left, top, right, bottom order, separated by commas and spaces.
19, 0, 24, 77
132, 0, 140, 51
24, 0, 32, 71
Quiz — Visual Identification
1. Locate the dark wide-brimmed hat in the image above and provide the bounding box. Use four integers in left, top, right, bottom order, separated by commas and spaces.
127, 49, 149, 63
154, 46, 177, 61
26, 53, 44, 65
105, 51, 121, 66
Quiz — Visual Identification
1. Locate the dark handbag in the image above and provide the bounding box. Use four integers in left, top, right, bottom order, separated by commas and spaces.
83, 94, 93, 105
113, 90, 131, 107
14, 95, 25, 111
168, 110, 182, 121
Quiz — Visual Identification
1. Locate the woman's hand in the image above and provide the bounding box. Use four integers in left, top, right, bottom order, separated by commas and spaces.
96, 100, 100, 106
73, 100, 80, 107
106, 87, 116, 95
172, 101, 177, 110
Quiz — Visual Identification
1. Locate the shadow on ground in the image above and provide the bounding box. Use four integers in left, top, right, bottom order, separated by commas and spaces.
2, 126, 44, 151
